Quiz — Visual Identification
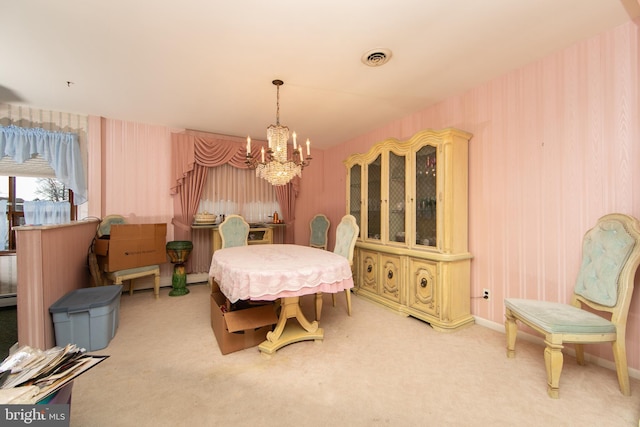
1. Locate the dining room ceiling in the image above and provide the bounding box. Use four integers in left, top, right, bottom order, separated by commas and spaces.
1, 0, 638, 149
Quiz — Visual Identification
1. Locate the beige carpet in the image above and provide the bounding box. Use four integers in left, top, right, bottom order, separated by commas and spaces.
70, 283, 640, 426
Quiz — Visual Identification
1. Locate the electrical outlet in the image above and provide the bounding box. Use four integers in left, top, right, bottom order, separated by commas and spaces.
483, 289, 490, 300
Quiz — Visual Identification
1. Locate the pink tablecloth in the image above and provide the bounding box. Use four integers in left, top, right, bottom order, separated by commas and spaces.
209, 244, 354, 302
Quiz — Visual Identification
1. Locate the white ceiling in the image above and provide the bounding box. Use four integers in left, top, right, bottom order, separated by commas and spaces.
2, 1, 639, 149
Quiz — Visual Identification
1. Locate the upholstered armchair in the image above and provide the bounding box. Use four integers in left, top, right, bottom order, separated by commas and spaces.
219, 215, 250, 249
504, 213, 640, 398
309, 214, 330, 250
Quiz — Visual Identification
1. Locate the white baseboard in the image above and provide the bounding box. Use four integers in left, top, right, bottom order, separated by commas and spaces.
125, 272, 209, 291
473, 315, 640, 381
186, 273, 209, 284
0, 274, 210, 307
0, 295, 17, 307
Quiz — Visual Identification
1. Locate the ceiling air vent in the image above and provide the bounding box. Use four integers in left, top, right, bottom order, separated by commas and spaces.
361, 48, 392, 67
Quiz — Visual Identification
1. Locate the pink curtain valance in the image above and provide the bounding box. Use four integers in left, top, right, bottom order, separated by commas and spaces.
171, 132, 265, 195
194, 136, 255, 168
170, 131, 298, 250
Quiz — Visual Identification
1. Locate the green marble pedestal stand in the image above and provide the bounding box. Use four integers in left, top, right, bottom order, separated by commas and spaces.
166, 241, 193, 296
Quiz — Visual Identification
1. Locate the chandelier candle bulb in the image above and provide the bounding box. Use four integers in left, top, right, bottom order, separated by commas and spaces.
293, 132, 297, 149
261, 147, 265, 163
247, 136, 251, 154
306, 139, 310, 156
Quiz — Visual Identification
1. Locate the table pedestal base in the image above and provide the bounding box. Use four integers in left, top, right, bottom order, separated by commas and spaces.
258, 296, 324, 355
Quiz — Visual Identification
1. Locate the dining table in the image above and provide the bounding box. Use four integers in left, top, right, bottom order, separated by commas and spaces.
209, 244, 354, 354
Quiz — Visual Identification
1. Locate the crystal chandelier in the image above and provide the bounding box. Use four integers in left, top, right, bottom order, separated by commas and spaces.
245, 79, 312, 186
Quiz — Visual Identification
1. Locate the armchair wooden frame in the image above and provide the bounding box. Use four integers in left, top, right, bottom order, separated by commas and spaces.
504, 213, 640, 398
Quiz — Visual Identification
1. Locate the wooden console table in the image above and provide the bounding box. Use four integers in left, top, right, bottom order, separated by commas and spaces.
191, 223, 286, 253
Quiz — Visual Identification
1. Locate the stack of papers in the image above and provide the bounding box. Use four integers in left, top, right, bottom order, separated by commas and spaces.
0, 344, 108, 404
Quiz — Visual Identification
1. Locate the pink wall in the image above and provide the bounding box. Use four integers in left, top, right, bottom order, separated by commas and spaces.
306, 20, 640, 368
87, 117, 176, 277
16, 220, 99, 349
86, 20, 640, 369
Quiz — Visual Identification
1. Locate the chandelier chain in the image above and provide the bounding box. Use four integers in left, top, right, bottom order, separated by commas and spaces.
275, 82, 280, 126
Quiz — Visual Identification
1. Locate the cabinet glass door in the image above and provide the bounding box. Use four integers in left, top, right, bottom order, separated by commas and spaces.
415, 145, 437, 247
349, 164, 361, 236
367, 154, 381, 240
388, 151, 406, 244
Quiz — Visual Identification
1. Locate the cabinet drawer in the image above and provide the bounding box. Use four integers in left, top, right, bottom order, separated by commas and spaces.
408, 258, 438, 317
380, 254, 402, 304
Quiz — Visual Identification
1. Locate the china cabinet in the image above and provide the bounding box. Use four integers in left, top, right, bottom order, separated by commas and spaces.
345, 128, 473, 331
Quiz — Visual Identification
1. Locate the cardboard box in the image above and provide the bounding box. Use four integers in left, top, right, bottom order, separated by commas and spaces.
95, 223, 167, 272
210, 290, 278, 355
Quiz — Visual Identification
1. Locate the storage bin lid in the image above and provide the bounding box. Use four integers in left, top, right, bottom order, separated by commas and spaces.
49, 285, 123, 313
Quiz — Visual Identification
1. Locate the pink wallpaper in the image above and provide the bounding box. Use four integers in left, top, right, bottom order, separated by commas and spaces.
98, 119, 174, 226
89, 21, 639, 369
87, 118, 176, 277
302, 20, 640, 368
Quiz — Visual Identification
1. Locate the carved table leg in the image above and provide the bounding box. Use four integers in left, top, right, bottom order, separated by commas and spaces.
259, 296, 324, 355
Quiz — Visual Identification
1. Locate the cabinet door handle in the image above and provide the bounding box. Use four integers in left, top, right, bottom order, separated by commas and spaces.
387, 270, 393, 279
367, 265, 373, 273
420, 278, 427, 288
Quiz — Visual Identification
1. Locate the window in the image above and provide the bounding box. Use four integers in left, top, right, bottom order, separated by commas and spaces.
0, 176, 75, 252
199, 165, 279, 223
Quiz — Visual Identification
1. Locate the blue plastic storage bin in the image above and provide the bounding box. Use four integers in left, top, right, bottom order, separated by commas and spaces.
49, 285, 123, 351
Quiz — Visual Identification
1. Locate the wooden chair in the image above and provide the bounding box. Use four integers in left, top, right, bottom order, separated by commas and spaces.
219, 214, 250, 249
315, 215, 359, 320
309, 214, 330, 250
504, 213, 640, 398
104, 265, 161, 299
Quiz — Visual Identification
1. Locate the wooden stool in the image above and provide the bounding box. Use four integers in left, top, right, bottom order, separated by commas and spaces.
104, 265, 161, 299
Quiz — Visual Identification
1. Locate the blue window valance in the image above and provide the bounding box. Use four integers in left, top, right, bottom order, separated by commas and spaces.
0, 125, 87, 204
